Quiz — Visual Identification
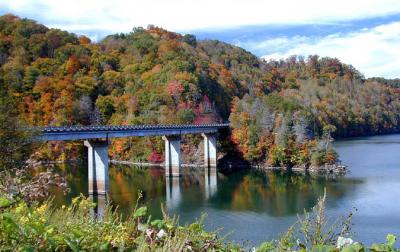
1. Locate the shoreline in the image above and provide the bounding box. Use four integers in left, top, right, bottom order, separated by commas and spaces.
334, 130, 400, 141
110, 160, 209, 168
256, 163, 348, 176
28, 159, 347, 177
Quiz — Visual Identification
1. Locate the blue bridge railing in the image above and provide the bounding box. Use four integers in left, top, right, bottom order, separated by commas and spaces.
38, 123, 230, 141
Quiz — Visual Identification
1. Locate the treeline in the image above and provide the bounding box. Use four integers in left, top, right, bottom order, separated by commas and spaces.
1, 14, 400, 166
367, 77, 400, 88
230, 56, 400, 166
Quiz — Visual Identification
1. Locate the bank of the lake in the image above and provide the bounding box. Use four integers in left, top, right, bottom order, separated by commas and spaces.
47, 134, 400, 246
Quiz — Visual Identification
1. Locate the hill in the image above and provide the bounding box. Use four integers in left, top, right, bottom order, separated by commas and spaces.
1, 14, 400, 167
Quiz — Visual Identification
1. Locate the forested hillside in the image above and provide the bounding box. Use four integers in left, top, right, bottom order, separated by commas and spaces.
230, 57, 400, 166
1, 14, 400, 167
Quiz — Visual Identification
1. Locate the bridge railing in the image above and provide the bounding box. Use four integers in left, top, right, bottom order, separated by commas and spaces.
37, 123, 230, 141
39, 123, 230, 133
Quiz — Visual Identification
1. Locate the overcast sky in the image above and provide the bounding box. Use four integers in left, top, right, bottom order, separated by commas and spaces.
1, 0, 400, 78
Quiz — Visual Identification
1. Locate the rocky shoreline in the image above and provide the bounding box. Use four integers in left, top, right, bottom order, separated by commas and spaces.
258, 163, 348, 176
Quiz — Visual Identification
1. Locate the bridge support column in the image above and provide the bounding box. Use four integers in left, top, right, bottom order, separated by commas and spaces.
162, 135, 181, 177
202, 133, 217, 167
84, 140, 109, 195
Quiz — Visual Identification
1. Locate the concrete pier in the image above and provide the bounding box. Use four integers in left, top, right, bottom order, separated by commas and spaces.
163, 135, 181, 176
202, 133, 217, 167
84, 140, 109, 195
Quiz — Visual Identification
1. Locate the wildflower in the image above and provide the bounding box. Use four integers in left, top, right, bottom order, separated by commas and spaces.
72, 197, 79, 205
104, 235, 113, 242
15, 203, 27, 214
138, 223, 147, 232
337, 236, 355, 248
46, 227, 54, 234
36, 204, 47, 215
157, 229, 166, 239
19, 216, 29, 224
111, 236, 124, 247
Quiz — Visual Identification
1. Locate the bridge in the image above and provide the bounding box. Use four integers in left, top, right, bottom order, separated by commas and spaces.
38, 123, 229, 195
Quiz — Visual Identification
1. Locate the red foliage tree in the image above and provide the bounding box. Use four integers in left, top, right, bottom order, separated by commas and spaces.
166, 80, 184, 100
148, 150, 163, 163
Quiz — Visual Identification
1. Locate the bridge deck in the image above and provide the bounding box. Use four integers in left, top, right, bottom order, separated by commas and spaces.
39, 123, 229, 141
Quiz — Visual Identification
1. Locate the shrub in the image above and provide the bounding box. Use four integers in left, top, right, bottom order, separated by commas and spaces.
0, 194, 240, 251
311, 149, 339, 166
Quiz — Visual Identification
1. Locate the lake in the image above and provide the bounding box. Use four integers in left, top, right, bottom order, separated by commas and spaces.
50, 134, 400, 246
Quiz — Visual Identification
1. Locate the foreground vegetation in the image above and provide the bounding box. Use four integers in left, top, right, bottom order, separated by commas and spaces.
0, 191, 398, 251
0, 194, 239, 251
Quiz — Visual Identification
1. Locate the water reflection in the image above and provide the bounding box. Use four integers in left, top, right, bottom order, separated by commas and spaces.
204, 167, 218, 199
213, 169, 362, 216
48, 163, 362, 219
43, 162, 365, 245
165, 177, 181, 210
89, 194, 107, 219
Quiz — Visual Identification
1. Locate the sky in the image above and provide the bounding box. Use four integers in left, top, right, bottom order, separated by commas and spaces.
1, 0, 400, 78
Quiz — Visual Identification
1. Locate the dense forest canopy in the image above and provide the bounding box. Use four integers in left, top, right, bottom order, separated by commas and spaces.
1, 14, 400, 167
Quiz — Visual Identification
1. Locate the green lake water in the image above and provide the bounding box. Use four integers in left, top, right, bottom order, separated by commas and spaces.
49, 134, 400, 246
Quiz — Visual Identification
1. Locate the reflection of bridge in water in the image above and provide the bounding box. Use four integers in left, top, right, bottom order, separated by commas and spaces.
89, 167, 218, 217
165, 167, 218, 210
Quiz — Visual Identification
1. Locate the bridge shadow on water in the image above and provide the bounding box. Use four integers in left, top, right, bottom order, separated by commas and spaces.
44, 162, 364, 220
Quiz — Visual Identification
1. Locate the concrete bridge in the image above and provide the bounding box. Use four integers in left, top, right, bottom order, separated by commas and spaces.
39, 123, 229, 195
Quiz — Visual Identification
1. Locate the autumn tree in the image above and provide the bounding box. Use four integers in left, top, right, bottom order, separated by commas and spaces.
0, 86, 35, 170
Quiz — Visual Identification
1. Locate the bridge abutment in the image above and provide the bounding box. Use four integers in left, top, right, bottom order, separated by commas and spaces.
202, 133, 217, 167
162, 135, 181, 177
84, 140, 109, 195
